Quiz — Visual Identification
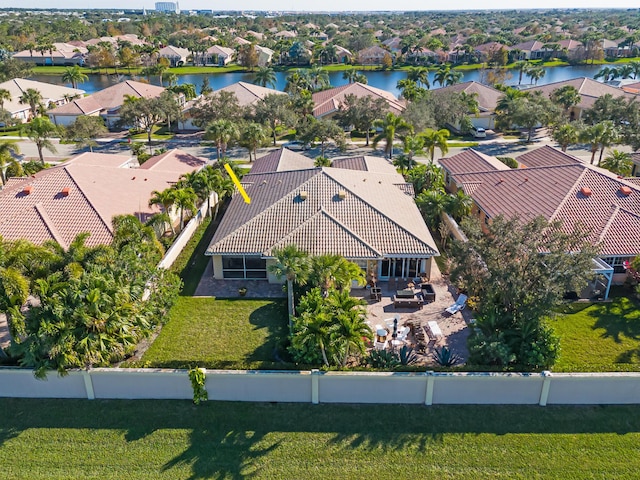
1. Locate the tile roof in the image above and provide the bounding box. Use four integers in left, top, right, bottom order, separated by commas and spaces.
0, 150, 203, 248
528, 77, 634, 110
331, 155, 399, 175
512, 40, 546, 51
217, 81, 286, 107
449, 149, 640, 256
159, 46, 190, 58
431, 81, 503, 112
439, 149, 511, 175
87, 81, 166, 112
139, 149, 207, 173
516, 145, 584, 168
0, 78, 85, 116
207, 167, 438, 258
311, 82, 405, 118
250, 148, 315, 174
48, 96, 103, 116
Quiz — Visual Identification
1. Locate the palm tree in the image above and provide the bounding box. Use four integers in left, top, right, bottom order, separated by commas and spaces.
420, 128, 450, 162
308, 66, 329, 91
0, 88, 11, 112
342, 68, 358, 83
21, 117, 58, 164
434, 65, 450, 87
445, 70, 463, 86
551, 85, 581, 118
406, 66, 430, 88
372, 112, 413, 159
61, 65, 88, 89
268, 244, 310, 328
416, 189, 449, 228
254, 66, 276, 88
445, 189, 473, 221
601, 149, 633, 176
402, 134, 425, 162
148, 188, 177, 234
296, 312, 332, 366
396, 78, 420, 101
327, 289, 370, 366
240, 123, 267, 162
284, 70, 311, 95
513, 60, 531, 85
629, 60, 640, 79
172, 187, 198, 231
596, 120, 619, 164
528, 67, 545, 85
212, 172, 234, 220
552, 123, 579, 152
192, 166, 223, 217
18, 88, 43, 119
204, 119, 239, 160
0, 141, 20, 185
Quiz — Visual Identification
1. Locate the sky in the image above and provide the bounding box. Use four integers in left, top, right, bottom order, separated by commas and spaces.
7, 0, 637, 11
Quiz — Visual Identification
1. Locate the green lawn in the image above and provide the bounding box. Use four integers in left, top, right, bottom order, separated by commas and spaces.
1, 399, 640, 479
551, 294, 640, 372
140, 297, 289, 370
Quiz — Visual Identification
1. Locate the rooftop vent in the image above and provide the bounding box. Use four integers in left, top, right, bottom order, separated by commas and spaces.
22, 185, 32, 195
580, 187, 592, 197
620, 186, 632, 196
299, 191, 308, 200
338, 190, 346, 199
61, 187, 70, 197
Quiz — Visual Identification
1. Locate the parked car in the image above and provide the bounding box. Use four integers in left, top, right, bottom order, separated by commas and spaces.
282, 141, 310, 151
470, 126, 487, 138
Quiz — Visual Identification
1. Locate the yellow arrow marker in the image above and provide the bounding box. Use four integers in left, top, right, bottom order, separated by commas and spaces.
224, 163, 251, 204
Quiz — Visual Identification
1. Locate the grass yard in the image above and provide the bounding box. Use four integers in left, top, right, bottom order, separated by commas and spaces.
551, 293, 640, 372
140, 297, 289, 370
1, 399, 640, 479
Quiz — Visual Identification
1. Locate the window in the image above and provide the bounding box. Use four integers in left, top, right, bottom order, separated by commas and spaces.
222, 256, 267, 279
600, 256, 633, 274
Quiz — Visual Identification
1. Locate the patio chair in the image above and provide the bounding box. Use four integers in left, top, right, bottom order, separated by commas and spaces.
396, 326, 410, 342
445, 294, 468, 315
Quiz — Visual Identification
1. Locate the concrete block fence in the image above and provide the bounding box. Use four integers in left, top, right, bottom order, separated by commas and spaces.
2, 367, 640, 405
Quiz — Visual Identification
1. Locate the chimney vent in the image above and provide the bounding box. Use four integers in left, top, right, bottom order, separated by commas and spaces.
61, 187, 70, 197
580, 187, 592, 197
620, 186, 632, 196
338, 190, 346, 199
23, 185, 32, 195
299, 191, 308, 200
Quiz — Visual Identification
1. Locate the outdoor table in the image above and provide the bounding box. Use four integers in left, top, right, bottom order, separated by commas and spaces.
396, 289, 415, 298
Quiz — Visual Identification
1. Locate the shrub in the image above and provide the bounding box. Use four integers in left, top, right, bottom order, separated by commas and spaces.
497, 156, 519, 168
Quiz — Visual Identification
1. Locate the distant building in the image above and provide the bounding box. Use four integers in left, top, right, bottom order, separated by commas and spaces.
155, 1, 179, 13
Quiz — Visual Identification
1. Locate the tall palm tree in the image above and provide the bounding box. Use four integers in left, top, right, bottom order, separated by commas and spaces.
172, 187, 198, 231
629, 60, 640, 79
528, 66, 546, 85
308, 66, 329, 91
191, 166, 221, 217
21, 117, 58, 164
445, 189, 473, 221
204, 119, 239, 160
420, 128, 450, 162
551, 85, 581, 118
514, 60, 531, 85
396, 78, 420, 101
61, 65, 88, 89
240, 122, 267, 162
445, 70, 463, 86
596, 120, 619, 164
433, 65, 450, 87
268, 244, 310, 328
148, 188, 177, 234
0, 88, 11, 112
19, 88, 43, 119
254, 67, 276, 88
372, 112, 413, 159
552, 123, 579, 152
601, 149, 633, 176
416, 189, 449, 228
212, 173, 234, 220
342, 68, 358, 83
406, 66, 430, 88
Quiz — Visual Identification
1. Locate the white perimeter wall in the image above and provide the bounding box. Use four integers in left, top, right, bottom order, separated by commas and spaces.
2, 368, 640, 405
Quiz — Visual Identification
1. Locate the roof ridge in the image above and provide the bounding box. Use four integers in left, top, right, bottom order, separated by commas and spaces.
62, 166, 115, 234
598, 204, 621, 243
550, 167, 589, 222
317, 208, 382, 256
33, 203, 68, 250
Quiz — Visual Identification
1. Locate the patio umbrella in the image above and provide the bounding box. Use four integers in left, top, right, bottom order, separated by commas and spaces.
392, 318, 398, 339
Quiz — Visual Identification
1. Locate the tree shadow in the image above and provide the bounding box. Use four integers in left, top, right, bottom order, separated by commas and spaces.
245, 300, 289, 365
589, 297, 640, 344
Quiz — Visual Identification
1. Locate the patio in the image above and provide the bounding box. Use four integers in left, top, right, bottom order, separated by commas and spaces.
352, 261, 471, 365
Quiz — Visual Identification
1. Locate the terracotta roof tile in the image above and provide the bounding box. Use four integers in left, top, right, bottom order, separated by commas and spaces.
250, 148, 315, 174
217, 82, 285, 107
311, 82, 405, 118
440, 149, 511, 175
516, 146, 583, 168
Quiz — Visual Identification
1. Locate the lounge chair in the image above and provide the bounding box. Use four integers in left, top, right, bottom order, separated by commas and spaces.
445, 294, 468, 315
396, 326, 410, 342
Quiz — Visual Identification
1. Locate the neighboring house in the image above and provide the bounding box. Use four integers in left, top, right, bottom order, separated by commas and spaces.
334, 45, 352, 64
0, 149, 206, 248
439, 145, 640, 295
631, 152, 640, 177
602, 39, 630, 58
510, 40, 547, 60
12, 42, 87, 66
206, 154, 439, 282
432, 81, 503, 130
255, 45, 275, 66
233, 36, 251, 46
406, 47, 439, 63
311, 82, 405, 118
330, 155, 402, 176
557, 39, 583, 53
158, 45, 190, 67
199, 45, 235, 66
249, 148, 315, 174
474, 42, 509, 61
217, 81, 286, 107
528, 77, 635, 121
0, 78, 84, 123
48, 80, 172, 128
381, 37, 402, 53
275, 30, 297, 39
358, 45, 390, 65
83, 34, 147, 49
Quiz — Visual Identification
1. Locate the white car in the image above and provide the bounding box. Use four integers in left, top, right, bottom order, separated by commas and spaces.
282, 141, 310, 151
470, 126, 487, 138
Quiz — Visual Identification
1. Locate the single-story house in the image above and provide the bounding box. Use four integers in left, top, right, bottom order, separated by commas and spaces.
439, 145, 640, 296
0, 78, 85, 123
254, 45, 275, 66
198, 45, 235, 66
217, 81, 286, 107
206, 153, 439, 282
0, 149, 206, 248
334, 45, 352, 64
431, 81, 503, 130
48, 80, 176, 128
311, 82, 405, 119
12, 42, 87, 66
527, 77, 635, 121
158, 46, 190, 67
510, 40, 547, 60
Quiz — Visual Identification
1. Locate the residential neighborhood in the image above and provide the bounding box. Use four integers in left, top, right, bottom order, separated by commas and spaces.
1, 6, 640, 478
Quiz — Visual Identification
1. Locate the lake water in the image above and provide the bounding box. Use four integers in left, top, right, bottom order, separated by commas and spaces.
31, 63, 610, 97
